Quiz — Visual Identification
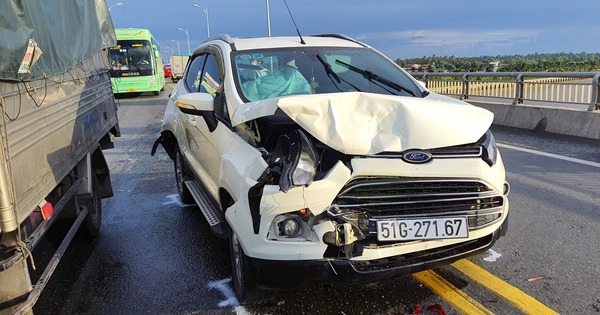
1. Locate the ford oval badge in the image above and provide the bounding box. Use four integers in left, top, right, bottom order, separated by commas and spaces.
402, 150, 432, 164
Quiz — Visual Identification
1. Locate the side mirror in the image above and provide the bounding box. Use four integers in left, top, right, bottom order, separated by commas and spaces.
176, 93, 218, 132
154, 49, 160, 58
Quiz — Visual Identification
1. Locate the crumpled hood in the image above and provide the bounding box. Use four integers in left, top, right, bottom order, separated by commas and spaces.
231, 92, 493, 155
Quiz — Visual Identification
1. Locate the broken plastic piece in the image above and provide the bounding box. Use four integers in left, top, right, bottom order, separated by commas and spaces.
426, 304, 447, 315
527, 276, 544, 282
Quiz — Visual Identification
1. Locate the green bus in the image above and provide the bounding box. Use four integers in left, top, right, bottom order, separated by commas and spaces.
108, 28, 165, 95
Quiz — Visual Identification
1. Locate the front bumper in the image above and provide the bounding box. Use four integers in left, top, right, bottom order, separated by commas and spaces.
251, 227, 505, 290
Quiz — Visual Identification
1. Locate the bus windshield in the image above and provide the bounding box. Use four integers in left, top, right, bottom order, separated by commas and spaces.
108, 40, 153, 77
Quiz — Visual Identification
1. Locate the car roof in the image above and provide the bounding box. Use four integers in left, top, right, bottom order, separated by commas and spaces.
231, 35, 365, 50
198, 34, 367, 54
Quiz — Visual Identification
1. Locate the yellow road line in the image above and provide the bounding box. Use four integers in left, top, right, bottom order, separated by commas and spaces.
451, 259, 559, 315
413, 270, 494, 315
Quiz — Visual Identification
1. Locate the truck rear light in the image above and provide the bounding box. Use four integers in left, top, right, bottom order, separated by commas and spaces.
40, 201, 54, 220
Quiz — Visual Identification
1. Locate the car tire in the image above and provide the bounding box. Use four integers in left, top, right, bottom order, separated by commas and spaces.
174, 148, 194, 204
230, 230, 276, 305
80, 172, 102, 239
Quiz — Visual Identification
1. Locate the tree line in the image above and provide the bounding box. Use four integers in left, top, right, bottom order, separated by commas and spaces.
396, 52, 600, 73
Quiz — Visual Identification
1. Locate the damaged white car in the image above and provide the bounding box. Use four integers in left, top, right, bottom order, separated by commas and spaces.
152, 34, 510, 304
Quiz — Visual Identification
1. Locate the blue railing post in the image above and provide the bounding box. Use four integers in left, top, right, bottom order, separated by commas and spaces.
513, 74, 524, 105
422, 73, 429, 89
461, 74, 469, 100
591, 74, 600, 111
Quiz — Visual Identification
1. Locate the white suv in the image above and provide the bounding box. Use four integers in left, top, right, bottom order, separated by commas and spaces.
152, 34, 510, 304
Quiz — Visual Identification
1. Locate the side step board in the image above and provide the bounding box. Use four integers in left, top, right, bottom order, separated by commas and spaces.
184, 180, 225, 237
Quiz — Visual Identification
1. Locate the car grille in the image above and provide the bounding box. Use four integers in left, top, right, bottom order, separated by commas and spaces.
331, 177, 505, 231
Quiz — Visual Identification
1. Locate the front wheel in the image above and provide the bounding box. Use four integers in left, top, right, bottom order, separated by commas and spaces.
174, 149, 193, 204
230, 230, 276, 305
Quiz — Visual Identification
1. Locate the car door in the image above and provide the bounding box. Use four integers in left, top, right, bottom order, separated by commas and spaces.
180, 49, 224, 199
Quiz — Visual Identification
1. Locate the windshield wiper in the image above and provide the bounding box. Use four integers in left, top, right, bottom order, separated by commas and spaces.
315, 54, 363, 92
334, 59, 416, 97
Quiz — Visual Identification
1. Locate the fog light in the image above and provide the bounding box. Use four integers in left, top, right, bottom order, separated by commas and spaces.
280, 218, 300, 237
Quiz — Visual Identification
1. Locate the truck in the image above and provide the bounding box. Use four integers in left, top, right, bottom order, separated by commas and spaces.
169, 54, 190, 83
0, 1, 120, 313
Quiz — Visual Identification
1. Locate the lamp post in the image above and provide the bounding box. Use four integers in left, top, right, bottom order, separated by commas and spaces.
192, 4, 211, 38
178, 28, 190, 55
108, 2, 123, 11
166, 46, 174, 62
171, 39, 180, 54
266, 0, 271, 36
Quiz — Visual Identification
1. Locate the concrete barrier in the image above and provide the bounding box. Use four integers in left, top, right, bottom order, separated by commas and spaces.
467, 101, 600, 140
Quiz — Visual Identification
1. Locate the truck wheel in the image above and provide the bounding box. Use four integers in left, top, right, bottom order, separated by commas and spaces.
81, 172, 102, 238
174, 149, 194, 204
230, 230, 276, 305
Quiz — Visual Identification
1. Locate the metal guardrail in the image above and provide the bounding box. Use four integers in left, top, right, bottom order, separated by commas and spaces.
409, 72, 600, 111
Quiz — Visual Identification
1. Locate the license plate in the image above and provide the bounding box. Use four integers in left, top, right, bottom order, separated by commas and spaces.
128, 88, 137, 92
376, 217, 468, 241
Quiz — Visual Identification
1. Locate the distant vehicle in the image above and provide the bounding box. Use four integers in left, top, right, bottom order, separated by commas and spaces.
152, 34, 510, 305
170, 54, 189, 83
108, 28, 165, 95
164, 63, 172, 78
0, 1, 120, 312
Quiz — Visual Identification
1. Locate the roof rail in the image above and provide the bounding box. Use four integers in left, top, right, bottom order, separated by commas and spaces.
203, 34, 236, 49
313, 34, 368, 47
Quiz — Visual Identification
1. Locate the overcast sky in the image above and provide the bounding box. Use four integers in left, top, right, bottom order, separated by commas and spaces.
108, 0, 600, 60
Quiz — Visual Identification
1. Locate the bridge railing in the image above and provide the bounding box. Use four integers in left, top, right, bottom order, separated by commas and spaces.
409, 72, 600, 111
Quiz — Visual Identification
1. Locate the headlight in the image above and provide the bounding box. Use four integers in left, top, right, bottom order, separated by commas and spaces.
480, 130, 497, 166
273, 130, 318, 192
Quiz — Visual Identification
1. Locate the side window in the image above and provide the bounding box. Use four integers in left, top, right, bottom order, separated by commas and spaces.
201, 55, 229, 123
185, 55, 206, 92
199, 55, 222, 96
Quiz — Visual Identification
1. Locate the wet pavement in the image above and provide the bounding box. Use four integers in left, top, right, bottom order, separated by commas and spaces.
31, 86, 600, 314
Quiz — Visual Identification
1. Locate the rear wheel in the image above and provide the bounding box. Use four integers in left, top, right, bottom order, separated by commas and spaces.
174, 149, 193, 204
230, 230, 276, 305
80, 172, 102, 238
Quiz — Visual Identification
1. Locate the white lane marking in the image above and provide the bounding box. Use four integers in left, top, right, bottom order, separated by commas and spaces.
208, 278, 239, 308
162, 194, 196, 207
234, 306, 254, 315
483, 249, 502, 262
497, 143, 600, 168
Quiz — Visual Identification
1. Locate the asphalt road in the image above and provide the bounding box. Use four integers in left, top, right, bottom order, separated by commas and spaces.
33, 84, 600, 315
